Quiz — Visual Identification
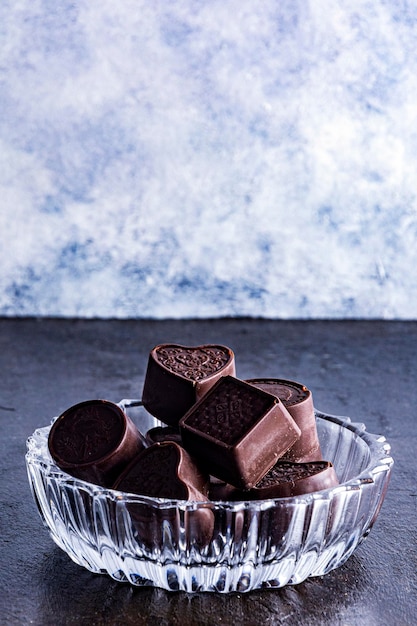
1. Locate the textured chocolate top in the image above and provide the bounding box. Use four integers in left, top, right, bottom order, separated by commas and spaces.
247, 379, 309, 406
257, 461, 331, 488
114, 441, 210, 501
154, 344, 232, 381
182, 376, 274, 446
50, 401, 124, 465
115, 443, 189, 499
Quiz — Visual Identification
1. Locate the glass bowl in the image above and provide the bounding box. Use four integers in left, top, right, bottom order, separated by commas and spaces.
25, 400, 393, 593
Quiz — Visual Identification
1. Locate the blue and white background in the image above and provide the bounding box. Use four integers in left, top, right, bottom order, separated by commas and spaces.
1, 0, 416, 319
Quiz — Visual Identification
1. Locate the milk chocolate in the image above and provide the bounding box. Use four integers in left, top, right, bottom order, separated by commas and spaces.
246, 378, 322, 462
179, 376, 301, 490
113, 441, 214, 547
142, 344, 236, 426
48, 399, 146, 488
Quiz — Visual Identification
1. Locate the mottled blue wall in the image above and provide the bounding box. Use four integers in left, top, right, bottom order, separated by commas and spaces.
1, 1, 416, 319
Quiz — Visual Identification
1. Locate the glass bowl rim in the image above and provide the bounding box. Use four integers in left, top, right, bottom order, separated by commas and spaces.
25, 402, 393, 511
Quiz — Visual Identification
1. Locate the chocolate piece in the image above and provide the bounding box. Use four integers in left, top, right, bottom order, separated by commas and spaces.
48, 399, 146, 488
208, 476, 237, 501
246, 378, 322, 462
113, 441, 214, 547
145, 426, 182, 446
142, 344, 236, 426
233, 461, 339, 500
179, 376, 301, 490
113, 441, 210, 498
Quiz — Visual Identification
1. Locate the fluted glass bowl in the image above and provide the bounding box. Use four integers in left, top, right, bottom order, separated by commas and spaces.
26, 400, 393, 593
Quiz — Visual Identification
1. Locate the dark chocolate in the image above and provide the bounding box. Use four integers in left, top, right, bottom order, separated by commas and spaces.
113, 441, 214, 547
145, 426, 182, 446
246, 378, 322, 462
113, 441, 210, 499
179, 376, 301, 489
142, 344, 236, 426
233, 460, 339, 500
208, 476, 237, 501
48, 399, 146, 487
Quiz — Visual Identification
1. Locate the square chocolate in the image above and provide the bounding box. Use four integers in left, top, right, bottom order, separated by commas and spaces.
179, 376, 301, 489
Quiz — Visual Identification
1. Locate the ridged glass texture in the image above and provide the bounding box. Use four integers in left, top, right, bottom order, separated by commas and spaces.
26, 402, 393, 593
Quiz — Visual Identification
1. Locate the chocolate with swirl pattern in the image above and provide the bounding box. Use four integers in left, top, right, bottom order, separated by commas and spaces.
48, 399, 146, 487
142, 344, 235, 425
246, 378, 322, 462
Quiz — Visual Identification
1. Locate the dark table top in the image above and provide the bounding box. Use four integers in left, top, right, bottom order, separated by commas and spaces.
1, 318, 415, 626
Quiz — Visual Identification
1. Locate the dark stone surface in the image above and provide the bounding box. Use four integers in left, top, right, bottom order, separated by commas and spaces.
0, 318, 415, 626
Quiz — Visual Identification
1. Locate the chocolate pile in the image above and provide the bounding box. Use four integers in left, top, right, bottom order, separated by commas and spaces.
48, 343, 339, 508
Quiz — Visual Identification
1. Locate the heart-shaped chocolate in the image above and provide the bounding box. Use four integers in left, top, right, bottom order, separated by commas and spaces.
113, 441, 214, 548
154, 344, 233, 381
142, 344, 236, 425
113, 441, 209, 499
